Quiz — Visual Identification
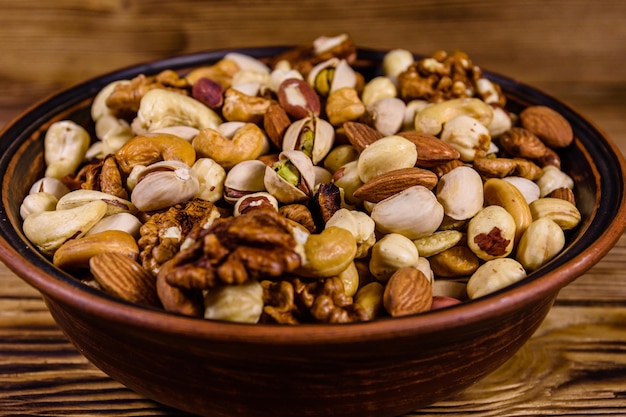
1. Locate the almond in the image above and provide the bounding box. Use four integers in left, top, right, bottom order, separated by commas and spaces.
519, 105, 573, 148
497, 127, 547, 159
383, 267, 432, 317
353, 167, 438, 203
396, 131, 461, 167
263, 102, 292, 148
90, 252, 161, 308
343, 121, 384, 152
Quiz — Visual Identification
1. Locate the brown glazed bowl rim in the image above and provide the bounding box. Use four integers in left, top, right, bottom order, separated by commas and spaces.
1, 46, 625, 344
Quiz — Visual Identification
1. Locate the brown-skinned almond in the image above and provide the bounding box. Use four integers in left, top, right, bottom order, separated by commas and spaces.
397, 130, 461, 167
90, 252, 161, 308
353, 167, 438, 203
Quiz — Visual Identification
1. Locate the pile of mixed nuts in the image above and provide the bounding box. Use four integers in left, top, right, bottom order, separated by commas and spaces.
20, 34, 582, 324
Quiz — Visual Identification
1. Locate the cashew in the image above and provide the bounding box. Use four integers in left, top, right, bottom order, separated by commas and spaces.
297, 226, 357, 278
133, 88, 221, 134
354, 281, 385, 320
20, 192, 58, 220
193, 123, 267, 170
44, 120, 91, 179
23, 200, 108, 256
414, 97, 494, 136
338, 262, 360, 297
115, 132, 196, 174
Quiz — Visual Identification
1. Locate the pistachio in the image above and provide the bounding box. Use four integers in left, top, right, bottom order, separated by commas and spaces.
131, 160, 200, 212
371, 185, 444, 240
536, 165, 574, 197
282, 115, 335, 164
361, 76, 398, 107
85, 212, 142, 239
362, 97, 406, 136
413, 230, 464, 258
28, 177, 70, 199
264, 150, 316, 204
331, 160, 363, 206
224, 160, 268, 204
307, 58, 357, 97
203, 280, 264, 324
57, 189, 136, 216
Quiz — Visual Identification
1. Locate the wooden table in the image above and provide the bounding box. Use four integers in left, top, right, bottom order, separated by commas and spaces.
1, 1, 626, 415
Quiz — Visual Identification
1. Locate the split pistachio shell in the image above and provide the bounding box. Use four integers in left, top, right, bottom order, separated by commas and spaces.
131, 160, 200, 212
369, 233, 420, 282
440, 115, 492, 162
325, 208, 376, 258
44, 120, 91, 179
283, 115, 335, 165
133, 88, 222, 134
503, 176, 541, 204
436, 165, 484, 220
371, 185, 444, 240
536, 165, 574, 197
529, 197, 581, 230
331, 160, 363, 206
23, 200, 108, 256
57, 189, 136, 215
203, 280, 264, 323
467, 205, 517, 261
233, 192, 279, 216
357, 135, 417, 183
467, 258, 527, 299
224, 160, 268, 204
264, 150, 316, 204
28, 177, 70, 199
516, 217, 565, 271
307, 58, 357, 96
192, 158, 226, 203
85, 212, 143, 239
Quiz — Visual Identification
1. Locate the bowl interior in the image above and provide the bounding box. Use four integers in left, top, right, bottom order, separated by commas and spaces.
0, 47, 625, 341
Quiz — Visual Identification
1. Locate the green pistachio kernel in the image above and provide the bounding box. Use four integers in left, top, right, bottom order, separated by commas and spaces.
273, 160, 301, 186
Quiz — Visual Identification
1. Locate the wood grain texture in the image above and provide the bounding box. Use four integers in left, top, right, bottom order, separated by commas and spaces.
1, 0, 626, 415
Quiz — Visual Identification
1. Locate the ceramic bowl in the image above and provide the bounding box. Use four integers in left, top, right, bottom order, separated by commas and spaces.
0, 47, 625, 417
